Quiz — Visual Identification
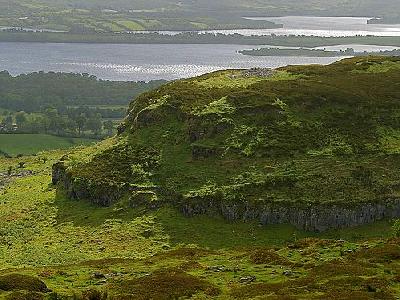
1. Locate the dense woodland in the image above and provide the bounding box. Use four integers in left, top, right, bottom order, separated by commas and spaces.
0, 71, 165, 137
0, 71, 164, 111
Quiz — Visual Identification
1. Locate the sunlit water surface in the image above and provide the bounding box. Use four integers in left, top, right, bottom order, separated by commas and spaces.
1, 16, 399, 81
0, 42, 347, 81
145, 16, 400, 37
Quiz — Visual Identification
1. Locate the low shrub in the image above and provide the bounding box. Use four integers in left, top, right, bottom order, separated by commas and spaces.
0, 274, 48, 292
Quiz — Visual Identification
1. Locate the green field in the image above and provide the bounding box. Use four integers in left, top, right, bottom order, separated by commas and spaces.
0, 134, 96, 156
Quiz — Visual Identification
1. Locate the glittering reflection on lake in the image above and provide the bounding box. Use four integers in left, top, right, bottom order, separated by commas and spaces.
0, 43, 345, 81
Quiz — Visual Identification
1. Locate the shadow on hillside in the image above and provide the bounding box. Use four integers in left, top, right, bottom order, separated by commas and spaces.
53, 189, 146, 227
52, 188, 395, 249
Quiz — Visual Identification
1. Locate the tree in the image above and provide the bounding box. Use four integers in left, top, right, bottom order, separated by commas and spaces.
44, 108, 58, 133
85, 114, 103, 136
103, 120, 114, 136
15, 111, 27, 127
3, 115, 13, 130
75, 114, 86, 135
35, 115, 51, 133
66, 118, 78, 134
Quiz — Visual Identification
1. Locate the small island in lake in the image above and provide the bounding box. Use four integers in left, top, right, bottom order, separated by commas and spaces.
239, 47, 400, 57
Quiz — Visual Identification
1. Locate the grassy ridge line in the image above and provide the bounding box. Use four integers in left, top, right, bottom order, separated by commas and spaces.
1, 31, 400, 47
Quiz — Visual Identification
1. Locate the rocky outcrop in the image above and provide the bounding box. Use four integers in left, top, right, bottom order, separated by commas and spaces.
53, 159, 400, 231
52, 162, 163, 207
52, 161, 66, 185
181, 197, 400, 232
188, 116, 233, 143
242, 68, 276, 78
132, 104, 185, 130
191, 144, 222, 159
52, 162, 125, 206
1, 170, 33, 191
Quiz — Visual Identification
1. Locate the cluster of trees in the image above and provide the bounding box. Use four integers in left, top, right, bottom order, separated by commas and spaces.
0, 71, 165, 138
1, 108, 115, 137
0, 71, 165, 112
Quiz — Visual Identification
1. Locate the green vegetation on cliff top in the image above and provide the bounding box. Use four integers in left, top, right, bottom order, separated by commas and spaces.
59, 57, 400, 211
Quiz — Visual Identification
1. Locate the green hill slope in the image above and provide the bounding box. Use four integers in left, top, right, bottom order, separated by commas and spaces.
0, 151, 399, 299
53, 57, 400, 231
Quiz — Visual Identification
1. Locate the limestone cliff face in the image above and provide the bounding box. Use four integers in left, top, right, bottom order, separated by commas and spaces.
181, 197, 400, 232
54, 161, 400, 232
52, 162, 124, 206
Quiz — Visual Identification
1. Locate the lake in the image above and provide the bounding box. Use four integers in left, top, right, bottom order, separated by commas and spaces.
0, 42, 345, 81
1, 15, 399, 81
154, 16, 400, 37
240, 16, 400, 37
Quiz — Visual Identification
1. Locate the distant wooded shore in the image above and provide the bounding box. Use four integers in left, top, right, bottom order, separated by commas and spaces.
1, 31, 400, 48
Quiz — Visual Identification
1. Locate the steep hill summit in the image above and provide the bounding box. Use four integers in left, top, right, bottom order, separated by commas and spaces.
53, 57, 400, 231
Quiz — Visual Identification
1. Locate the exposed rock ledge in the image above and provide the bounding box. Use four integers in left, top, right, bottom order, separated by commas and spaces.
180, 198, 400, 232
53, 162, 400, 232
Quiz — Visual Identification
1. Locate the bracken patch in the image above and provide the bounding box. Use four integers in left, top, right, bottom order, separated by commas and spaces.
311, 259, 375, 277
0, 274, 48, 292
352, 244, 400, 263
5, 291, 44, 300
111, 269, 220, 299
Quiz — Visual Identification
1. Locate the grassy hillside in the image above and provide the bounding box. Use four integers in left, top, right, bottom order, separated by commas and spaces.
52, 56, 400, 232
1, 56, 400, 298
0, 150, 399, 299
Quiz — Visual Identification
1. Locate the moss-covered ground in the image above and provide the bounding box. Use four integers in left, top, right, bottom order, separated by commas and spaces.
0, 151, 399, 299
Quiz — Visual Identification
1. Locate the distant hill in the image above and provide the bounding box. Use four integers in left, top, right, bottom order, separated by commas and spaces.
2, 0, 400, 33
53, 57, 400, 232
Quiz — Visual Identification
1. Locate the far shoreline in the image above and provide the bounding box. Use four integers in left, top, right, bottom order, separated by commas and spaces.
1, 32, 400, 48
